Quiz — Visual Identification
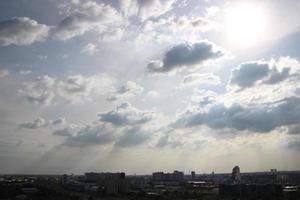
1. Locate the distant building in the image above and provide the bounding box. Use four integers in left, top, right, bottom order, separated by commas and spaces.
152, 171, 184, 185
231, 166, 241, 184
191, 171, 196, 180
130, 176, 149, 189
84, 172, 129, 194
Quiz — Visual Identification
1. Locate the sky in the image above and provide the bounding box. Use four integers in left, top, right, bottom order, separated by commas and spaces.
0, 0, 300, 175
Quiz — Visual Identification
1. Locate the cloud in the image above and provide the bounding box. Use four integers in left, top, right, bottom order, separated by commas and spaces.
53, 125, 78, 137
230, 61, 270, 88
98, 102, 154, 126
20, 74, 116, 105
19, 75, 56, 105
142, 16, 216, 33
146, 90, 160, 98
20, 117, 65, 129
120, 0, 176, 21
115, 127, 150, 147
0, 17, 49, 46
147, 41, 225, 73
55, 1, 122, 40
58, 74, 116, 102
106, 81, 143, 102
63, 123, 115, 147
285, 138, 300, 150
0, 69, 9, 78
100, 28, 124, 42
19, 70, 32, 75
230, 57, 300, 89
53, 103, 156, 147
81, 43, 98, 55
186, 89, 217, 106
175, 96, 300, 134
182, 73, 220, 86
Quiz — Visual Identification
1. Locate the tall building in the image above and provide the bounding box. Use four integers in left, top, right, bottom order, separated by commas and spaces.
191, 171, 196, 180
231, 166, 241, 184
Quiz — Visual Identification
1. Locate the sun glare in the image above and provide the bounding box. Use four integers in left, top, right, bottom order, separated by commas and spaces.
225, 3, 268, 47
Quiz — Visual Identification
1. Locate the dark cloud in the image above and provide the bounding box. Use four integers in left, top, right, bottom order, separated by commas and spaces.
264, 67, 291, 84
53, 126, 76, 137
20, 117, 65, 129
285, 139, 300, 150
64, 123, 115, 147
0, 17, 49, 46
98, 102, 154, 126
53, 103, 156, 147
230, 62, 269, 88
115, 127, 150, 147
230, 59, 298, 89
175, 96, 300, 133
147, 41, 224, 73
288, 124, 300, 135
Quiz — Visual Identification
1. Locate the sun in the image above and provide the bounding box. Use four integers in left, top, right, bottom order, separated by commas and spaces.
224, 3, 268, 47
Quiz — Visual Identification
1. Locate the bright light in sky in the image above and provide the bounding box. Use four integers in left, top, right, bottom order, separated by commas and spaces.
225, 3, 268, 47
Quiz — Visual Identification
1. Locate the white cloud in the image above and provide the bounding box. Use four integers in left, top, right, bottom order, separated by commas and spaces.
120, 0, 177, 21
143, 16, 216, 33
57, 74, 116, 103
19, 74, 116, 105
182, 73, 220, 86
106, 81, 143, 102
98, 102, 154, 126
100, 28, 124, 42
19, 70, 32, 75
55, 1, 122, 40
19, 75, 56, 105
0, 69, 9, 78
147, 90, 160, 98
0, 17, 49, 46
81, 43, 98, 55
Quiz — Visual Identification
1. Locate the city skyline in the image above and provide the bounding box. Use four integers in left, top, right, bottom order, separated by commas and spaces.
0, 0, 300, 174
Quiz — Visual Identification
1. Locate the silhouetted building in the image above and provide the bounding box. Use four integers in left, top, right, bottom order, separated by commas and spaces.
84, 172, 129, 194
191, 171, 195, 180
231, 166, 241, 184
152, 171, 184, 185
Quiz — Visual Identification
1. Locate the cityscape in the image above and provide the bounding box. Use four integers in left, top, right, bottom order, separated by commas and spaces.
0, 167, 300, 199
1, 0, 300, 199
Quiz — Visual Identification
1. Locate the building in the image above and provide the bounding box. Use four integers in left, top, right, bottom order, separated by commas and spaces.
129, 176, 149, 189
152, 171, 184, 186
84, 172, 129, 194
191, 171, 196, 180
219, 184, 283, 199
231, 166, 241, 184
